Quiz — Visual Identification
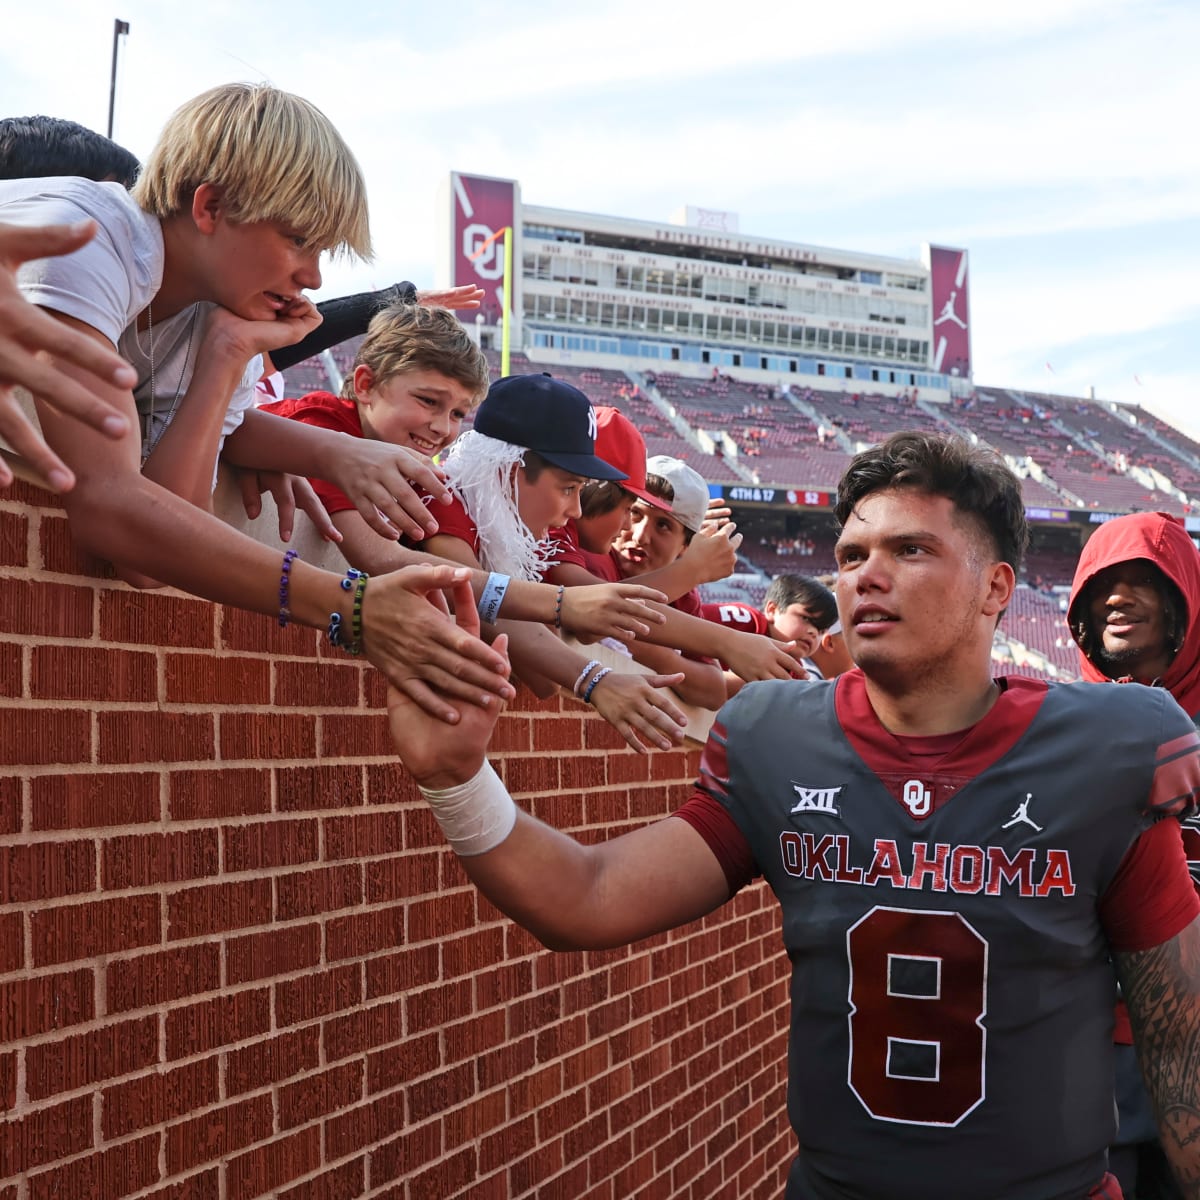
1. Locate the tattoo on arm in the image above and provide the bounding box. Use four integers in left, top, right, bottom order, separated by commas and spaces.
1116, 915, 1200, 1197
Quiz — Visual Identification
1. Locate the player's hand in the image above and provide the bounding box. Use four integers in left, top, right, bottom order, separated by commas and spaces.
384, 581, 509, 785
722, 630, 808, 683
559, 583, 668, 642
0, 219, 134, 491
319, 432, 453, 543
363, 564, 515, 724
588, 670, 688, 754
679, 521, 742, 585
235, 467, 342, 544
701, 497, 733, 529
415, 284, 485, 311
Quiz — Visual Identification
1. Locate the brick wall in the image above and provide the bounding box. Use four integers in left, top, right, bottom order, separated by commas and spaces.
0, 476, 794, 1199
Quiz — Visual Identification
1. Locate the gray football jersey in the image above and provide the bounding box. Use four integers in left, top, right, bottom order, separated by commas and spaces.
702, 676, 1199, 1200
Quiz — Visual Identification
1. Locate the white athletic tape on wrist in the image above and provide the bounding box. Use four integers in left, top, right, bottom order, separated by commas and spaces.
417, 760, 516, 856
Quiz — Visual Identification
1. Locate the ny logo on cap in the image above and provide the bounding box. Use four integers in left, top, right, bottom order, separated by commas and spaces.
587, 407, 597, 443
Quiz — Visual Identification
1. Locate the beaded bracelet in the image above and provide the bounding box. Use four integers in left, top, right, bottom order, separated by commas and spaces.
349, 572, 369, 655
553, 584, 565, 631
572, 659, 602, 698
327, 568, 366, 654
278, 549, 298, 628
582, 667, 612, 705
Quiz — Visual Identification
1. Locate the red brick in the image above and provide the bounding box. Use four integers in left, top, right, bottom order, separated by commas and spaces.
100, 589, 214, 647
562, 755, 610, 789
369, 1121, 441, 1186
219, 604, 319, 655
0, 838, 95, 901
274, 659, 361, 707
364, 852, 441, 905
0, 707, 90, 765
501, 755, 561, 795
365, 1030, 440, 1095
102, 828, 218, 889
26, 1013, 158, 1100
27, 1132, 158, 1200
169, 767, 270, 819
222, 817, 318, 872
275, 964, 362, 1027
408, 890, 474, 943
533, 716, 585, 753
226, 923, 321, 985
324, 1089, 405, 1159
32, 770, 159, 829
0, 1051, 14, 1109
319, 712, 391, 757
407, 1146, 478, 1200
166, 987, 271, 1060
106, 943, 221, 1013
31, 893, 158, 966
406, 980, 474, 1034
163, 652, 271, 705
102, 1057, 219, 1138
442, 929, 505, 980
0, 1094, 91, 1174
226, 1026, 320, 1096
0, 776, 16, 835
0, 511, 28, 566
98, 710, 214, 764
489, 713, 532, 753
275, 864, 362, 920
323, 998, 404, 1062
166, 878, 271, 939
137, 1169, 220, 1200
277, 1156, 364, 1200
34, 511, 106, 576
0, 911, 20, 973
0, 968, 93, 1040
226, 1126, 321, 1200
166, 1094, 272, 1175
364, 762, 422, 807
0, 640, 20, 698
0, 578, 93, 638
276, 763, 364, 812
31, 644, 156, 702
365, 945, 440, 1001
322, 811, 403, 861
325, 904, 405, 962
220, 712, 315, 760
279, 1060, 363, 1129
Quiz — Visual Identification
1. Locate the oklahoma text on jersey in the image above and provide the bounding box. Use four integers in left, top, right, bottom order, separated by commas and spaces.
779, 831, 1075, 897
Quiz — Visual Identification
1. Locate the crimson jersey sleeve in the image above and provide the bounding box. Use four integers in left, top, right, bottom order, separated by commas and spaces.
1100, 725, 1200, 953
259, 392, 361, 516
545, 522, 587, 569
673, 717, 759, 892
410, 493, 482, 559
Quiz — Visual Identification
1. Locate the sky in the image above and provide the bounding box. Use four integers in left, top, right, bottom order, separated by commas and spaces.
4, 0, 1197, 434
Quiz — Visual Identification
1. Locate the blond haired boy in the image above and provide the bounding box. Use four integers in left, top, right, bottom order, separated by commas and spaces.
0, 83, 513, 719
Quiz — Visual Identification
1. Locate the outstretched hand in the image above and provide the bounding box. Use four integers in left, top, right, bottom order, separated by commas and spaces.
0, 219, 134, 491
559, 582, 668, 642
364, 563, 515, 725
589, 670, 688, 753
384, 570, 510, 782
416, 284, 485, 311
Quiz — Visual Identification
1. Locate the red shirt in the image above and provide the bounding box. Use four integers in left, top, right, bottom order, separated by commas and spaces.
406, 493, 481, 559
699, 601, 770, 636
260, 391, 361, 516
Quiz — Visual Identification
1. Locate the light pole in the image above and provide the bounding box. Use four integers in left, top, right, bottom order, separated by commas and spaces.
106, 19, 130, 140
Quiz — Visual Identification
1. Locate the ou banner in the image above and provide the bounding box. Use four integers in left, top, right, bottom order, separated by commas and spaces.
925, 245, 971, 379
450, 172, 517, 329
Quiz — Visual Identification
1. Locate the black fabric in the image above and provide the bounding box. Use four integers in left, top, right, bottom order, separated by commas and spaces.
271, 283, 413, 370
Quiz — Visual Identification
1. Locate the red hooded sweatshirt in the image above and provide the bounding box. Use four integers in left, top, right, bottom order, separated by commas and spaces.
1068, 511, 1200, 720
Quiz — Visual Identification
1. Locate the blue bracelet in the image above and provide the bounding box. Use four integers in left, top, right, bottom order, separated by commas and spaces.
278, 549, 298, 628
477, 572, 510, 624
582, 667, 611, 704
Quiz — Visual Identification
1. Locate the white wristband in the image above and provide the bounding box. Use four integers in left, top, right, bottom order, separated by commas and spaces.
477, 573, 510, 624
417, 760, 516, 856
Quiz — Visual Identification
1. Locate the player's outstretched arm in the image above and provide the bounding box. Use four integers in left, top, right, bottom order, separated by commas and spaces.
387, 582, 728, 949
1117, 913, 1200, 1196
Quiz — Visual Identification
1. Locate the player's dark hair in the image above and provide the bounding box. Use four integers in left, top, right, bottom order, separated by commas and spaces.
1072, 560, 1187, 670
835, 431, 1027, 572
0, 115, 141, 188
765, 574, 838, 631
579, 479, 628, 518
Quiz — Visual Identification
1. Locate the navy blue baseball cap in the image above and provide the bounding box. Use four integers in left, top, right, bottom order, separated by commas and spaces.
474, 374, 628, 482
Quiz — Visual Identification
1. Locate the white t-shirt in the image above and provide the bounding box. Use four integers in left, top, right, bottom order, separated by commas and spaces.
0, 177, 259, 457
